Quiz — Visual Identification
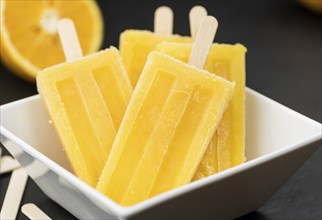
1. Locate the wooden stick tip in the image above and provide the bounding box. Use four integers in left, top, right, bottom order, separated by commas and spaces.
204, 16, 218, 26
155, 6, 173, 16
189, 5, 207, 17
57, 18, 74, 29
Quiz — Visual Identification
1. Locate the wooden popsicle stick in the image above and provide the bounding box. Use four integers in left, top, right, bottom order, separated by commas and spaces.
57, 18, 83, 62
0, 167, 28, 220
189, 6, 208, 40
188, 16, 218, 69
22, 203, 52, 220
154, 6, 173, 35
0, 156, 20, 174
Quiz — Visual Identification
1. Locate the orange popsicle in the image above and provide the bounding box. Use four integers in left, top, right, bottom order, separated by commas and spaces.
120, 6, 191, 86
157, 42, 246, 179
37, 19, 132, 186
97, 16, 235, 206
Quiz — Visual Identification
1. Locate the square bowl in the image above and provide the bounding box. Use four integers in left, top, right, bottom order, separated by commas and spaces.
1, 88, 321, 220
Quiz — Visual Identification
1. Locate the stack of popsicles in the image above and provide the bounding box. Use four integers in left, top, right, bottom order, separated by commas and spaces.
36, 6, 246, 206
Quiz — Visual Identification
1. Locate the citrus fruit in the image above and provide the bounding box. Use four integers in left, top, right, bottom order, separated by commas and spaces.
298, 0, 322, 14
0, 0, 104, 82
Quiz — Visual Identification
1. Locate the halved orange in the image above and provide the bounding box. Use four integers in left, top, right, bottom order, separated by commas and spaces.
0, 0, 104, 82
299, 0, 322, 14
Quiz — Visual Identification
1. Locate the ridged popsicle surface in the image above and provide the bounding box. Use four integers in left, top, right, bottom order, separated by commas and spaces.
157, 42, 247, 179
120, 30, 191, 86
97, 52, 234, 205
37, 47, 133, 186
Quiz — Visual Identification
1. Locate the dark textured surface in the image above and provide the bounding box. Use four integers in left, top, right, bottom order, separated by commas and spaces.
0, 1, 321, 219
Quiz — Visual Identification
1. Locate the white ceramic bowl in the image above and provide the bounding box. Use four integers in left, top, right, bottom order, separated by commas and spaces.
1, 88, 321, 220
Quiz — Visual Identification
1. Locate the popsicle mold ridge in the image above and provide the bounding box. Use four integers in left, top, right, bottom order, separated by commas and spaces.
97, 51, 235, 206
36, 47, 133, 186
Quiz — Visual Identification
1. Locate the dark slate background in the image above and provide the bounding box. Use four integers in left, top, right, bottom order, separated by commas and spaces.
0, 1, 321, 219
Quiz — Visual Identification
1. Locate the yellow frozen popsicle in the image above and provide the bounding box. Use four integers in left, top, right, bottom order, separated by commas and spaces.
157, 42, 246, 180
97, 16, 235, 206
120, 6, 191, 86
37, 19, 133, 186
